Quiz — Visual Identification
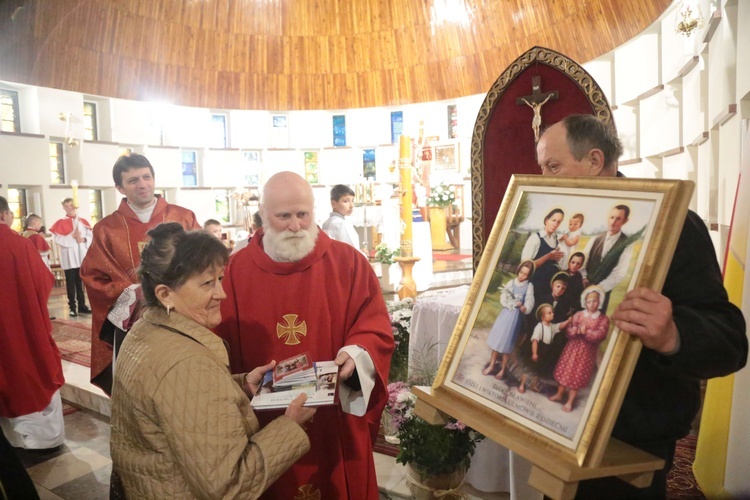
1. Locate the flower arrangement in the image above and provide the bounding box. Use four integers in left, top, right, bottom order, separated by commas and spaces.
426, 183, 457, 208
386, 382, 484, 479
386, 298, 413, 382
374, 242, 400, 265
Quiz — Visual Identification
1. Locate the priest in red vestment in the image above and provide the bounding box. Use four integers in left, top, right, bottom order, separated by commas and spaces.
0, 197, 65, 448
81, 154, 199, 394
216, 172, 394, 499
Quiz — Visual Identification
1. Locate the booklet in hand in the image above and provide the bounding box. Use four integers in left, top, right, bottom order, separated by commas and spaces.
251, 353, 340, 410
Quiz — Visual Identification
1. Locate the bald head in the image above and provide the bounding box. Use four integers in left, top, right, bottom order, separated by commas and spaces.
262, 172, 314, 211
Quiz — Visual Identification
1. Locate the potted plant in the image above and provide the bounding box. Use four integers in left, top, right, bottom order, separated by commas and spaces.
385, 298, 413, 383
374, 243, 400, 291
386, 382, 484, 499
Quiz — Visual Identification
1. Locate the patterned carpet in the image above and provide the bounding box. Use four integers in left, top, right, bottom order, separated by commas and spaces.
51, 319, 91, 367
667, 435, 705, 499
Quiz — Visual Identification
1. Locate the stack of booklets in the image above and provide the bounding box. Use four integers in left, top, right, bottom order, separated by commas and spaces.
251, 352, 340, 410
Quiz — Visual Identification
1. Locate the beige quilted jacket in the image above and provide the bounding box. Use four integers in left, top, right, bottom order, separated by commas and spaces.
111, 308, 310, 499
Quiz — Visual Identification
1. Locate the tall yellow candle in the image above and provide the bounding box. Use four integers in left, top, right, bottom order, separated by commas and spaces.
399, 135, 413, 257
71, 179, 79, 208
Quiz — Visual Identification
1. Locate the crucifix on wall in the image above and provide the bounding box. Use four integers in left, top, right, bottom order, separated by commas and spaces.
516, 76, 559, 142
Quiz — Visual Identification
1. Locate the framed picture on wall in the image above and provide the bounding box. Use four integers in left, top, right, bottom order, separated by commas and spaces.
431, 175, 693, 467
433, 141, 459, 173
304, 151, 319, 184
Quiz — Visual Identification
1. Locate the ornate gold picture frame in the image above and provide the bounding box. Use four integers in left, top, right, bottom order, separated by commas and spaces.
430, 175, 693, 467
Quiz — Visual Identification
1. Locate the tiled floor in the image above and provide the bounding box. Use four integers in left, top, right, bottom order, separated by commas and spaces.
12, 255, 509, 500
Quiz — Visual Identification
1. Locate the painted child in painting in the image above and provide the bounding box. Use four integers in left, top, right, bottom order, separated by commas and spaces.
558, 213, 584, 267
549, 285, 610, 412
483, 260, 535, 380
518, 303, 572, 393
562, 252, 586, 311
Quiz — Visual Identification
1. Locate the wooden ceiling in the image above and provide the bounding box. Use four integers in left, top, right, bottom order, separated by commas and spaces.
0, 0, 671, 110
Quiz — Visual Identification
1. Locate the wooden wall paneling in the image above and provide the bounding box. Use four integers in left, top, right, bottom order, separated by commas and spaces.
0, 0, 672, 110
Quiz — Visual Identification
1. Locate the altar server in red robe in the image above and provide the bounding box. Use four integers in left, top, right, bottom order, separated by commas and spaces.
22, 213, 51, 270
0, 196, 65, 449
50, 198, 93, 317
81, 154, 199, 394
216, 172, 394, 499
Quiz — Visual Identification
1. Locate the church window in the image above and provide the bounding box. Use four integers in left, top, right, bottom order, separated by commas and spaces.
83, 102, 98, 141
182, 150, 197, 186
7, 187, 27, 233
89, 189, 103, 224
210, 114, 228, 148
1, 89, 20, 133
49, 142, 65, 185
333, 114, 346, 147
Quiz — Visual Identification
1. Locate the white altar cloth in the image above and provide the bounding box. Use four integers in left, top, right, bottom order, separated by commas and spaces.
409, 286, 543, 498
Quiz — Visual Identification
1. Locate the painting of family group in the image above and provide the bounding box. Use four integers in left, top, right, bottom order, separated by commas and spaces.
451, 190, 657, 448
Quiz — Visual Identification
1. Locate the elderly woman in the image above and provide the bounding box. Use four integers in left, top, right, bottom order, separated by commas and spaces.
111, 223, 315, 498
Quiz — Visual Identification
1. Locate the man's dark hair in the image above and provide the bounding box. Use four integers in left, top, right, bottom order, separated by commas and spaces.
62, 198, 74, 205
138, 223, 229, 309
561, 114, 623, 170
0, 196, 9, 213
614, 204, 631, 219
113, 153, 155, 187
330, 184, 355, 202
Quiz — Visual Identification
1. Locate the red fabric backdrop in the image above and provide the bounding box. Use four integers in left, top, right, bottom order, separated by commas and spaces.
477, 53, 611, 246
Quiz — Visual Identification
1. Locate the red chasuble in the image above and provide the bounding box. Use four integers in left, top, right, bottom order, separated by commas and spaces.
216, 229, 394, 500
0, 224, 63, 417
80, 197, 199, 392
22, 230, 50, 253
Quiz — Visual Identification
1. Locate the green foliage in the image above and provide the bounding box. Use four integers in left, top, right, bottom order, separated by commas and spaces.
375, 243, 400, 264
510, 194, 531, 231
386, 298, 413, 382
396, 416, 483, 477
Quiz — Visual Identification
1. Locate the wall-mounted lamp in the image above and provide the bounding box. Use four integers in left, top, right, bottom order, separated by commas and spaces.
58, 111, 80, 148
674, 0, 705, 37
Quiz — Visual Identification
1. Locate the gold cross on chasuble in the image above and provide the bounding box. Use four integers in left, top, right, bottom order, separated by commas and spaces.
294, 484, 321, 499
277, 314, 307, 345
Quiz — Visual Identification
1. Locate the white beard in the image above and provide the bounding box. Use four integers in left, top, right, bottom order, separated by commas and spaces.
263, 224, 320, 262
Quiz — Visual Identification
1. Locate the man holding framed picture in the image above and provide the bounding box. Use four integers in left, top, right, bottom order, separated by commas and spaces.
536, 114, 747, 498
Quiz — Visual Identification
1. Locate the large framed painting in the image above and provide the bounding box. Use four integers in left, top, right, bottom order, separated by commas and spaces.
433, 175, 693, 467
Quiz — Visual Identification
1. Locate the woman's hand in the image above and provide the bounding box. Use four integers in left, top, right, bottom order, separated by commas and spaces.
243, 360, 276, 397
285, 393, 317, 426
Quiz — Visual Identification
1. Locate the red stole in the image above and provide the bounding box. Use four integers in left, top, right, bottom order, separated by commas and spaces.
216, 230, 394, 499
0, 224, 62, 417
49, 215, 92, 236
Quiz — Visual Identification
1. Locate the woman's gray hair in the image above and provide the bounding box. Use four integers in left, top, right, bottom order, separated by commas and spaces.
138, 223, 229, 308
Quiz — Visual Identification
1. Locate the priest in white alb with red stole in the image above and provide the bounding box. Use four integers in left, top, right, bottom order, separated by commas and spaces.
0, 197, 65, 450
216, 172, 394, 499
81, 154, 199, 394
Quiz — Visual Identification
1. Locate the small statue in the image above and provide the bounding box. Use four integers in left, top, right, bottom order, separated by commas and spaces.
522, 93, 553, 142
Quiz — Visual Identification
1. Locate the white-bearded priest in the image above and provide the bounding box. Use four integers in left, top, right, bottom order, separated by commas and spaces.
216, 171, 394, 499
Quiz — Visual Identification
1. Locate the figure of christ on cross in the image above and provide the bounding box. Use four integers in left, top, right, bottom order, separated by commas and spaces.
516, 76, 559, 142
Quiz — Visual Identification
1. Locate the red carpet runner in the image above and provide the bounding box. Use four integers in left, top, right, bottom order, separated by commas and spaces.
51, 319, 91, 367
